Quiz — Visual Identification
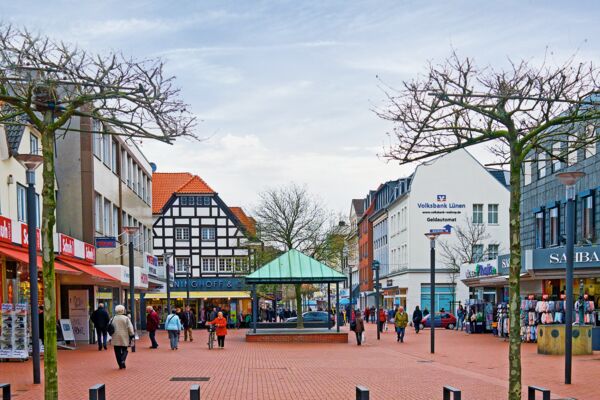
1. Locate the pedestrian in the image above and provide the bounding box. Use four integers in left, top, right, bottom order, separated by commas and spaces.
90, 302, 110, 351
456, 304, 465, 331
183, 305, 195, 342
394, 306, 409, 342
353, 309, 365, 346
468, 307, 476, 334
208, 311, 228, 348
146, 306, 159, 349
165, 309, 183, 350
412, 306, 423, 334
378, 308, 386, 333
109, 304, 134, 369
423, 307, 429, 317
370, 306, 376, 323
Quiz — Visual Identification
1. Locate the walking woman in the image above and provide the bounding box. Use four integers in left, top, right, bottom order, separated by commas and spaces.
208, 311, 228, 348
412, 306, 423, 334
394, 306, 409, 343
110, 304, 134, 369
354, 309, 365, 345
165, 309, 183, 350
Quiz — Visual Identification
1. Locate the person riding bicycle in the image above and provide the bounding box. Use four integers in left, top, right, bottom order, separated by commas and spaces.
207, 311, 228, 349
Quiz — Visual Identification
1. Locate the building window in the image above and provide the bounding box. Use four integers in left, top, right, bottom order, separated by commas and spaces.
488, 204, 499, 224
17, 184, 27, 222
568, 135, 578, 165
180, 196, 187, 206
234, 258, 246, 273
175, 227, 190, 241
111, 140, 118, 173
30, 134, 39, 155
537, 154, 546, 179
175, 257, 190, 273
523, 158, 533, 185
585, 125, 597, 159
121, 150, 127, 182
487, 244, 499, 260
535, 211, 545, 249
92, 119, 103, 159
204, 197, 211, 205
472, 204, 483, 224
549, 207, 559, 246
202, 258, 216, 273
102, 134, 111, 167
218, 258, 226, 272
201, 227, 216, 241
583, 196, 595, 242
142, 176, 147, 202
552, 142, 562, 173
103, 199, 111, 235
94, 193, 102, 233
472, 244, 484, 262
112, 205, 119, 238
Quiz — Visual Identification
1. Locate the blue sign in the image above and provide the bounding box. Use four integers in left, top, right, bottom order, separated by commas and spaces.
172, 277, 247, 291
429, 224, 452, 235
532, 246, 600, 270
95, 236, 117, 248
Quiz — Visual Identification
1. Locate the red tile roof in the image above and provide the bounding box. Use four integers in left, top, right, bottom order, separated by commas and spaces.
152, 172, 215, 214
230, 207, 256, 237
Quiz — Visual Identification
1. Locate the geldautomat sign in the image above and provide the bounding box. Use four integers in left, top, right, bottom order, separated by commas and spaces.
532, 246, 600, 270
172, 277, 247, 291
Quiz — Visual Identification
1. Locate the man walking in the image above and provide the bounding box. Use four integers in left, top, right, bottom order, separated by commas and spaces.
183, 305, 195, 342
91, 303, 110, 351
378, 307, 386, 333
146, 306, 159, 349
394, 306, 409, 343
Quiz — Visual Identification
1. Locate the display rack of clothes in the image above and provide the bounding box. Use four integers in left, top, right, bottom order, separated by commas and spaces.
575, 300, 596, 325
520, 297, 538, 343
534, 300, 565, 324
496, 303, 509, 339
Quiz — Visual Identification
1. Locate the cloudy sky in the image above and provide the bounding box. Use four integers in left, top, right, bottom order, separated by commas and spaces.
2, 1, 599, 213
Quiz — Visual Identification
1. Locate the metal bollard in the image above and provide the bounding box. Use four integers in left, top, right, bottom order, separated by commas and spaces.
89, 384, 106, 400
190, 384, 201, 400
527, 386, 550, 400
443, 386, 461, 400
0, 383, 10, 400
356, 386, 369, 400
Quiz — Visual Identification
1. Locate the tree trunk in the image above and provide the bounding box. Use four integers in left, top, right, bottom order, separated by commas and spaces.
508, 152, 522, 400
294, 284, 303, 328
41, 124, 58, 400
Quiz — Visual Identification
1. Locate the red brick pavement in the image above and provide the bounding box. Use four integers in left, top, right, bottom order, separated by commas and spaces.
1, 323, 599, 400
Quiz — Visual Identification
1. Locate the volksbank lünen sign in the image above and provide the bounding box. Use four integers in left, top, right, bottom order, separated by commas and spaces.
418, 194, 467, 223
532, 246, 600, 270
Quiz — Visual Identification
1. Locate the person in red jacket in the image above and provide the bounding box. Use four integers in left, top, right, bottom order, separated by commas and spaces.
378, 308, 386, 333
208, 311, 228, 348
146, 306, 160, 349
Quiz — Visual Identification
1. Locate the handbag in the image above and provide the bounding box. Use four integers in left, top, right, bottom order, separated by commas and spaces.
350, 321, 357, 331
107, 317, 115, 335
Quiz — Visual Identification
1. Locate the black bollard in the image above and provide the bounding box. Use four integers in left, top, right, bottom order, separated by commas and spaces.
89, 384, 106, 400
527, 386, 550, 400
356, 386, 369, 400
443, 386, 461, 400
0, 383, 10, 400
190, 384, 201, 400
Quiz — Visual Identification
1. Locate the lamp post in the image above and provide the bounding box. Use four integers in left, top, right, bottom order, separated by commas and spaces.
163, 252, 173, 315
186, 263, 191, 307
15, 152, 43, 385
123, 226, 139, 353
372, 260, 380, 340
425, 231, 446, 354
556, 170, 585, 385
342, 243, 350, 319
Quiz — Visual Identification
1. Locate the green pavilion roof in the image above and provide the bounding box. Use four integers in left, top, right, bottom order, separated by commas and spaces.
245, 249, 347, 284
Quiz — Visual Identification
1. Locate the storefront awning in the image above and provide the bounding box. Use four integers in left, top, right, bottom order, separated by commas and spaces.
0, 244, 80, 274
143, 291, 251, 299
56, 256, 118, 282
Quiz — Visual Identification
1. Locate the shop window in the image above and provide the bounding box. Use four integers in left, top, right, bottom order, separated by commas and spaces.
535, 211, 545, 248
487, 244, 499, 260
472, 244, 484, 262
472, 204, 483, 224
583, 196, 595, 242
201, 227, 216, 241
175, 227, 190, 241
549, 207, 560, 246
488, 204, 499, 224
202, 258, 216, 273
175, 257, 190, 273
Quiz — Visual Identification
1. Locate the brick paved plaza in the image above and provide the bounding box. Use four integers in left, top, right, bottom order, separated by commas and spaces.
1, 324, 598, 400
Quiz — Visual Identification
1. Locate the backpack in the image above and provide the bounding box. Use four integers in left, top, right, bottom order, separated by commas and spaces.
107, 317, 115, 335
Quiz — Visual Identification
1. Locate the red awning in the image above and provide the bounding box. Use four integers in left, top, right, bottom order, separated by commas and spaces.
0, 244, 79, 274
56, 256, 118, 282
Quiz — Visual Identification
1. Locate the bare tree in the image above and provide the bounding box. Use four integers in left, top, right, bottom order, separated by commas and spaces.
254, 183, 332, 328
376, 52, 600, 399
438, 217, 498, 305
0, 25, 196, 399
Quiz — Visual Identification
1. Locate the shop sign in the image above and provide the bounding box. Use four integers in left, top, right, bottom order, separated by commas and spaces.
340, 288, 349, 298
173, 277, 247, 291
533, 246, 600, 270
465, 262, 497, 278
20, 224, 41, 251
59, 234, 75, 257
84, 243, 96, 263
144, 253, 158, 276
0, 216, 12, 243
95, 236, 117, 248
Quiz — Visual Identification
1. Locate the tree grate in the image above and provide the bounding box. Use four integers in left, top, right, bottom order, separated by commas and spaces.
170, 377, 210, 382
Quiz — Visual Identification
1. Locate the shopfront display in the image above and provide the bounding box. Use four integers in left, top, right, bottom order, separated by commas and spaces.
0, 303, 29, 359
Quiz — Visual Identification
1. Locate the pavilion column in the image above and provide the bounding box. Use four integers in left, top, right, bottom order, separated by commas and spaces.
336, 282, 340, 333
327, 283, 331, 330
252, 284, 257, 333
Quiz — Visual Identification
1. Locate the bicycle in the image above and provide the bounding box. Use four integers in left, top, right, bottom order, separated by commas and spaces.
207, 324, 216, 350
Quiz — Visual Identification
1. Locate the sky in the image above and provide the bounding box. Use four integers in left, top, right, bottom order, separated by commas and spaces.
2, 1, 600, 214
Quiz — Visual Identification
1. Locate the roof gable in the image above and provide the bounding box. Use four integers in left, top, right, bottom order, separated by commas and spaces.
152, 172, 215, 214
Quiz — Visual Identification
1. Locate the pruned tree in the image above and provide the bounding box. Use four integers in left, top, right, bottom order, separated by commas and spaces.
0, 25, 196, 399
376, 52, 600, 400
438, 217, 499, 305
254, 183, 332, 328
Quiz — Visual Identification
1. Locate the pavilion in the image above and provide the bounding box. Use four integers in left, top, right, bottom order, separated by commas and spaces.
244, 249, 348, 343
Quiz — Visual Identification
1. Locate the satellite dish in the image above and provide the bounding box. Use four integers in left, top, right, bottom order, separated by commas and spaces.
149, 162, 157, 172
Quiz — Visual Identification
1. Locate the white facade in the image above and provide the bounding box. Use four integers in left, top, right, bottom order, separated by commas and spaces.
385, 149, 510, 314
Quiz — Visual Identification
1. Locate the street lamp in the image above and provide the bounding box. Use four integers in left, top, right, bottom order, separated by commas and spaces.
556, 170, 586, 385
424, 231, 446, 355
342, 244, 352, 317
123, 225, 139, 353
372, 259, 381, 340
15, 151, 43, 385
